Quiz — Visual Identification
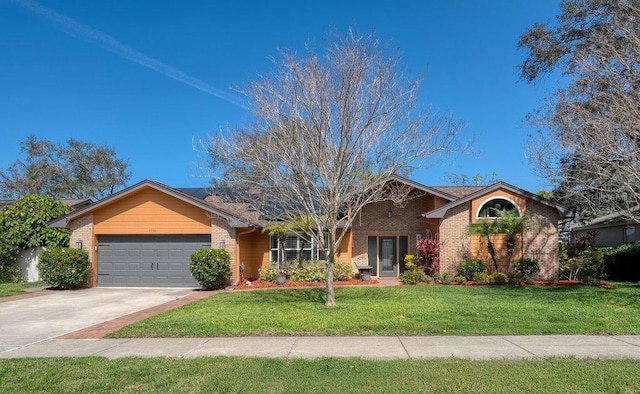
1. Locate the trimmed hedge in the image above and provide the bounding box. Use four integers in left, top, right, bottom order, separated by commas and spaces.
601, 245, 640, 282
259, 260, 353, 283
38, 247, 90, 289
190, 249, 231, 289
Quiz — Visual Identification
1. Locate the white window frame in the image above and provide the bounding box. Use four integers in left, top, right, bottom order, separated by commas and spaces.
476, 196, 522, 219
270, 232, 327, 263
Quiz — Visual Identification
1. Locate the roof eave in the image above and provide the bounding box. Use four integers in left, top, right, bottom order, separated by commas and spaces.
48, 180, 257, 229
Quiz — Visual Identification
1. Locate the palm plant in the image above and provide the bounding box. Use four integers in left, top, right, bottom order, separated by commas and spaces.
467, 209, 527, 273
467, 219, 500, 272
494, 209, 528, 270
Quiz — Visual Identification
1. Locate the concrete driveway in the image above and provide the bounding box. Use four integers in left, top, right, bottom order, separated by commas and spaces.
0, 287, 194, 353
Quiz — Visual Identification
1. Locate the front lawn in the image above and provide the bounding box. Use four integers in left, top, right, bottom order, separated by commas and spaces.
0, 281, 45, 298
0, 357, 638, 393
110, 282, 640, 337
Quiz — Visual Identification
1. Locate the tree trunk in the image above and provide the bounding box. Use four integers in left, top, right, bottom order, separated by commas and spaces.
487, 238, 499, 273
325, 230, 336, 307
506, 237, 516, 271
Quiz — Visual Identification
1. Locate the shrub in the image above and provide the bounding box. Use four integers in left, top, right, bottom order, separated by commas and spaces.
601, 244, 640, 281
453, 275, 467, 285
333, 261, 355, 281
561, 247, 605, 283
457, 259, 486, 280
38, 247, 90, 289
440, 272, 454, 285
513, 258, 540, 277
431, 272, 442, 283
416, 238, 442, 275
472, 272, 492, 285
1, 195, 70, 282
400, 268, 428, 285
190, 249, 231, 289
492, 272, 508, 285
404, 254, 417, 270
507, 272, 525, 285
261, 260, 352, 282
259, 266, 280, 282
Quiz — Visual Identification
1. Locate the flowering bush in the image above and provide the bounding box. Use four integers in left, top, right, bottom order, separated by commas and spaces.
416, 238, 442, 275
38, 247, 90, 289
190, 249, 231, 289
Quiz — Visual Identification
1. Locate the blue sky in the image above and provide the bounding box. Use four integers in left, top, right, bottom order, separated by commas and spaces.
0, 0, 563, 192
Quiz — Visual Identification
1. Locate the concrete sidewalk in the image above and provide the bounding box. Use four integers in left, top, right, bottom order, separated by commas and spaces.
2, 335, 640, 360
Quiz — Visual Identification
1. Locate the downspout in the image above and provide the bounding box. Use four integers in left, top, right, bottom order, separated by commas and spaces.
235, 227, 257, 286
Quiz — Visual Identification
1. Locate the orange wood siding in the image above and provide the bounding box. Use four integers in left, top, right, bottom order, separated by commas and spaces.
92, 187, 211, 235
336, 229, 352, 263
471, 233, 523, 273
469, 188, 527, 272
238, 230, 270, 280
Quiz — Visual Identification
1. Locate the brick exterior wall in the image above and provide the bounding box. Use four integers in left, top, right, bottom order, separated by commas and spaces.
211, 214, 237, 281
524, 200, 560, 280
439, 202, 471, 275
351, 198, 430, 271
69, 214, 94, 285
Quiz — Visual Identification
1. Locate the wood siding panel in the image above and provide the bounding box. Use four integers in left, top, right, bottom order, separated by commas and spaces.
93, 187, 211, 235
238, 231, 269, 280
336, 230, 352, 263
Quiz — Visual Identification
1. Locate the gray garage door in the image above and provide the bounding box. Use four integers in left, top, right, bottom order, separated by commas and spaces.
97, 235, 211, 287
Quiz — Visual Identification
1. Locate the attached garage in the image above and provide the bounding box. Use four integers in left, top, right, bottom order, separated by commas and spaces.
50, 181, 248, 288
97, 235, 211, 287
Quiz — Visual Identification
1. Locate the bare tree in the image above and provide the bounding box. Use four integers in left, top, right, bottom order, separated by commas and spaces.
521, 1, 640, 220
207, 29, 463, 306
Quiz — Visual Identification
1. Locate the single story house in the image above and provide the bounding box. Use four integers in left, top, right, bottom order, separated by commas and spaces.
570, 208, 640, 247
49, 177, 569, 287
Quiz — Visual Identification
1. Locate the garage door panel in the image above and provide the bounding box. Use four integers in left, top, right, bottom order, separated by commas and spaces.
98, 235, 210, 287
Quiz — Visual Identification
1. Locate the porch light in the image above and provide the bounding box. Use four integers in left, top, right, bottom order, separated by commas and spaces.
76, 240, 83, 249
219, 240, 226, 249
387, 210, 393, 218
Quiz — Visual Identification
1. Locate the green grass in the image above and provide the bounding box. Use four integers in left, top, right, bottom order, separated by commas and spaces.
110, 282, 640, 337
0, 281, 45, 298
1, 357, 639, 393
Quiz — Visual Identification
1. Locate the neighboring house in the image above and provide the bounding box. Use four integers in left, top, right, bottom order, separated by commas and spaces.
570, 209, 640, 247
49, 178, 569, 287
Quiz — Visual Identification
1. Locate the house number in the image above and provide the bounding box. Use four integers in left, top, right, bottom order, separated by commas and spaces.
148, 228, 157, 233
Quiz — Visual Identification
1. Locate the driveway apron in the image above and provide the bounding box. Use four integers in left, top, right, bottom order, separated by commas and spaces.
0, 287, 193, 353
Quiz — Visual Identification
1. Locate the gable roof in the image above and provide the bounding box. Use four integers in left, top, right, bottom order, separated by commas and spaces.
421, 181, 571, 219
430, 186, 487, 199
571, 206, 640, 231
384, 175, 458, 201
49, 180, 256, 228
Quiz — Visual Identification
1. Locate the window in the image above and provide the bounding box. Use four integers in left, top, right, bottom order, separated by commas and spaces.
623, 227, 635, 244
477, 198, 519, 218
270, 232, 327, 263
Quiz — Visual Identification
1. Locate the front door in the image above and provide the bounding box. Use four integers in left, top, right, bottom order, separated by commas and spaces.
379, 237, 397, 277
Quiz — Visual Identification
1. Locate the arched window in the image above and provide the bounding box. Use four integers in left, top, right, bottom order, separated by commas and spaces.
477, 198, 520, 218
